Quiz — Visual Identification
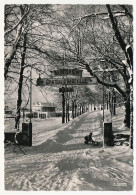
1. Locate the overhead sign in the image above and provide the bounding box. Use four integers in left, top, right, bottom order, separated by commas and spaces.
37, 77, 97, 86
59, 87, 74, 93
50, 68, 83, 77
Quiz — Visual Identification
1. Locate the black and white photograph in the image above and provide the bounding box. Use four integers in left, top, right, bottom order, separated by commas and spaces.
1, 0, 135, 192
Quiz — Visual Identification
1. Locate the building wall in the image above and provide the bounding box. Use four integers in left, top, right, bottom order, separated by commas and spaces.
42, 107, 55, 112
32, 103, 56, 112
32, 105, 42, 112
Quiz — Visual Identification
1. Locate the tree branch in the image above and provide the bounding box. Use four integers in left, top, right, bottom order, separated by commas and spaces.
106, 4, 133, 68
5, 5, 30, 35
120, 5, 133, 19
79, 58, 126, 97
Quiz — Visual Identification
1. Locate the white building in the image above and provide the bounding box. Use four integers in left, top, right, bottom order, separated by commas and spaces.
32, 102, 56, 118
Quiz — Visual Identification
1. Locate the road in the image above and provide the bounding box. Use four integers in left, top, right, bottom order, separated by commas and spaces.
4, 111, 102, 146
4, 109, 133, 191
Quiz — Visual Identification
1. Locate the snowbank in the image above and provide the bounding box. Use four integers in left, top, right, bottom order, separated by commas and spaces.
4, 108, 133, 191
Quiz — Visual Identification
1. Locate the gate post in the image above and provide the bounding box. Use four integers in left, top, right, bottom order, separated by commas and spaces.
22, 122, 32, 146
104, 122, 113, 146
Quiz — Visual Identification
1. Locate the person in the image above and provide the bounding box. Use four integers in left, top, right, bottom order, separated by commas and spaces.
89, 132, 93, 142
84, 136, 89, 145
84, 132, 94, 145
89, 132, 95, 145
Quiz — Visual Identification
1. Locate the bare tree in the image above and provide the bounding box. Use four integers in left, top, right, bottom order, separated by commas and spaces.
5, 4, 58, 129
4, 4, 133, 148
30, 4, 133, 147
4, 5, 30, 79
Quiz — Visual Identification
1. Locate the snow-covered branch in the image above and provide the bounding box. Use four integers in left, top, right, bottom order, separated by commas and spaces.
79, 58, 126, 97
5, 6, 30, 35
72, 11, 126, 21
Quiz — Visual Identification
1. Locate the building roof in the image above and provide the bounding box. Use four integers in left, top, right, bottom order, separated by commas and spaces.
33, 102, 56, 107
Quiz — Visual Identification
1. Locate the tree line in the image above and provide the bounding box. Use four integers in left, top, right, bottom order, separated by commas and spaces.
4, 4, 133, 148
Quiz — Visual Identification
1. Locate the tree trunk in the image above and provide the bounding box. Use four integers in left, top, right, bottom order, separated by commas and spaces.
5, 44, 19, 79
80, 104, 81, 115
15, 32, 27, 129
72, 101, 74, 119
106, 94, 109, 110
112, 89, 116, 115
124, 96, 130, 128
123, 83, 131, 129
67, 102, 70, 122
65, 98, 67, 123
62, 91, 65, 123
74, 100, 77, 118
130, 85, 133, 149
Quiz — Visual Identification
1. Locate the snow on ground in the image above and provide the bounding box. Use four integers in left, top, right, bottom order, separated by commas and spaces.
4, 107, 133, 191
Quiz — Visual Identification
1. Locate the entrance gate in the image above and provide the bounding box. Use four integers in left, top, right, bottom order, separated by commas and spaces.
36, 68, 112, 146
37, 68, 97, 124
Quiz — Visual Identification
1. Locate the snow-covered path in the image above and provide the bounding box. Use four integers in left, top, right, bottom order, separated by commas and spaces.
4, 109, 133, 191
